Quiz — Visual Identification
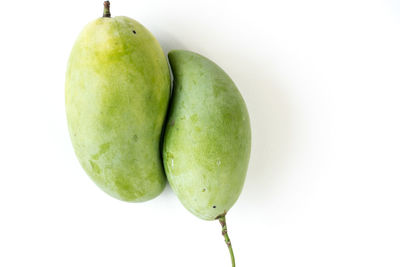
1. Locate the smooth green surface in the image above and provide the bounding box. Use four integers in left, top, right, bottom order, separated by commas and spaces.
163, 50, 251, 220
65, 16, 170, 202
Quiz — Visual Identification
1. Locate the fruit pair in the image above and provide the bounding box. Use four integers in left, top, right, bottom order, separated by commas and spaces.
65, 2, 250, 266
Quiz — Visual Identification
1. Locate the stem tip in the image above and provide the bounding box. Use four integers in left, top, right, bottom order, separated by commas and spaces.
218, 215, 236, 267
103, 1, 111, 17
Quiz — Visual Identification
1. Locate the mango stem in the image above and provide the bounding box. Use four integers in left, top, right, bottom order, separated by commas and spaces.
103, 1, 111, 17
218, 215, 236, 267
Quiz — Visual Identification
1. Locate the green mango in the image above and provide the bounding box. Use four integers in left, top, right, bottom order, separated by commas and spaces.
163, 50, 251, 220
65, 7, 170, 202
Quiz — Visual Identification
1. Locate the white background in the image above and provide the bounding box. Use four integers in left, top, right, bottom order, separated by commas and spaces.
0, 0, 399, 266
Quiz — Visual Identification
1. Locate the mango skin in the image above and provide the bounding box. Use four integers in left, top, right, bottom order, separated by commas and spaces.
163, 50, 251, 220
65, 16, 170, 202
